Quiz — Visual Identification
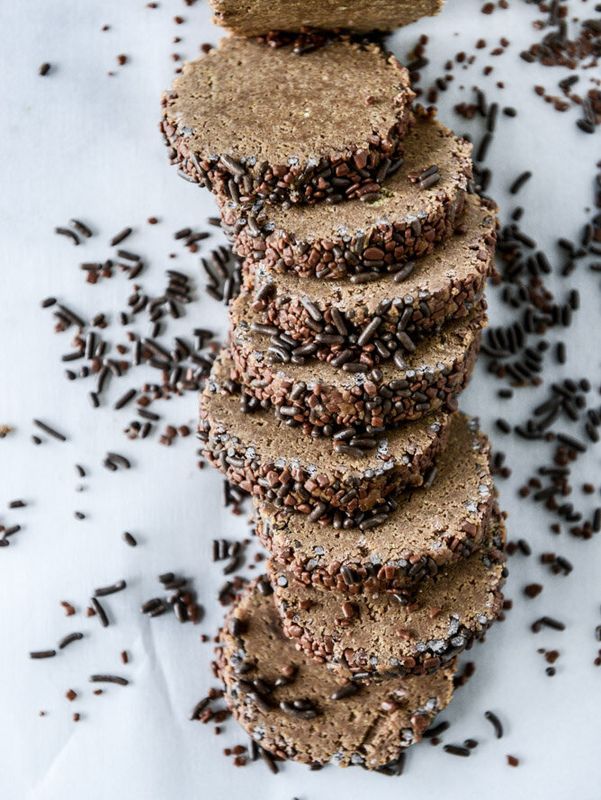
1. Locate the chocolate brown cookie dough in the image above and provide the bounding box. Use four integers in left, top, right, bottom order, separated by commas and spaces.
228, 291, 485, 431
269, 509, 506, 676
199, 351, 451, 526
161, 37, 414, 207
216, 578, 455, 770
242, 194, 496, 359
224, 112, 473, 278
210, 0, 445, 36
255, 413, 495, 594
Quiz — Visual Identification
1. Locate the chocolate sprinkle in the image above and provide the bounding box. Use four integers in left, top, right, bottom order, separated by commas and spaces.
33, 419, 67, 442
89, 674, 129, 686
91, 597, 110, 628
484, 710, 503, 738
29, 649, 57, 660
94, 580, 127, 597
58, 632, 84, 650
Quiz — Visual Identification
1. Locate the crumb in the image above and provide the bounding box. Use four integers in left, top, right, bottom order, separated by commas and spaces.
61, 601, 76, 616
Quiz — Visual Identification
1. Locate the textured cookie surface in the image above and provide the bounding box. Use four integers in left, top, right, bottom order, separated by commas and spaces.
243, 194, 496, 352
227, 114, 473, 276
210, 0, 445, 36
269, 509, 506, 676
216, 578, 455, 769
255, 413, 495, 593
199, 351, 451, 525
229, 291, 484, 429
162, 37, 414, 205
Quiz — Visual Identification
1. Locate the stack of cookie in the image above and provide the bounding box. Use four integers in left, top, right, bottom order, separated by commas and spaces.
161, 6, 506, 773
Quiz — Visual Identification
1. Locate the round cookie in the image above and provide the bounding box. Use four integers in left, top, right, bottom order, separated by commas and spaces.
199, 350, 451, 527
269, 508, 506, 676
255, 413, 495, 594
241, 194, 496, 359
209, 0, 444, 36
216, 578, 455, 770
228, 291, 484, 431
224, 112, 473, 278
161, 37, 414, 207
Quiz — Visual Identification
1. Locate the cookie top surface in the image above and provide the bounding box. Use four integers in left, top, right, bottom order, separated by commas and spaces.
165, 37, 412, 166
256, 412, 494, 575
270, 509, 506, 674
249, 193, 495, 310
201, 351, 450, 475
230, 290, 485, 387
248, 114, 472, 239
216, 578, 454, 768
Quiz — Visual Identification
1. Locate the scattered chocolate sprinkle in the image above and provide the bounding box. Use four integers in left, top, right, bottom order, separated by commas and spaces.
509, 171, 532, 195
423, 720, 450, 738
58, 632, 84, 650
110, 227, 132, 247
531, 616, 566, 633
89, 674, 129, 686
29, 650, 56, 660
114, 389, 136, 410
91, 597, 110, 628
55, 227, 80, 246
70, 219, 93, 238
257, 745, 279, 774
485, 710, 503, 738
444, 744, 471, 757
94, 579, 127, 597
33, 419, 66, 442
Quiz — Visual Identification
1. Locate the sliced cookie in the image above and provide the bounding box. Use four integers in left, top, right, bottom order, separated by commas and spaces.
216, 578, 455, 770
241, 194, 495, 361
200, 351, 451, 526
210, 0, 444, 36
224, 112, 473, 278
229, 291, 485, 431
161, 37, 414, 207
269, 508, 506, 676
255, 413, 495, 594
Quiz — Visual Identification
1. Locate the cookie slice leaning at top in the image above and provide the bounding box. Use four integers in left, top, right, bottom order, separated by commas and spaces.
209, 0, 445, 37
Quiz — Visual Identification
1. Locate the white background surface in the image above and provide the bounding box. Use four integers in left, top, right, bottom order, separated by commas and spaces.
1, 1, 600, 798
